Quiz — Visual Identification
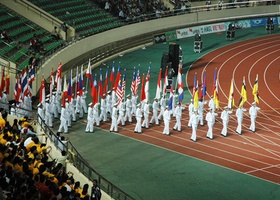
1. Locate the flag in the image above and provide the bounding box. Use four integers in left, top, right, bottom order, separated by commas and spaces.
163, 66, 169, 95
168, 80, 174, 110
50, 67, 55, 97
122, 69, 126, 97
144, 66, 150, 102
56, 62, 62, 93
199, 70, 207, 100
155, 68, 162, 99
213, 68, 219, 109
193, 81, 199, 110
130, 67, 137, 96
110, 61, 115, 88
91, 75, 98, 106
227, 78, 235, 109
192, 73, 197, 97
29, 65, 35, 84
62, 75, 68, 107
99, 69, 103, 98
238, 76, 247, 107
135, 65, 141, 94
103, 67, 109, 95
252, 74, 259, 104
5, 68, 10, 95
14, 76, 20, 102
67, 69, 73, 102
116, 73, 123, 105
85, 59, 92, 87
0, 69, 5, 97
39, 76, 45, 104
114, 63, 121, 90
76, 66, 79, 97
177, 64, 184, 103
140, 74, 146, 102
79, 66, 84, 95
21, 69, 28, 96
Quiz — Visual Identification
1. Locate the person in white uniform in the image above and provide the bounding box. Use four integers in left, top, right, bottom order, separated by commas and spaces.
198, 99, 207, 126
110, 103, 118, 132
249, 102, 261, 133
99, 94, 107, 122
124, 94, 132, 123
134, 104, 142, 133
220, 106, 232, 137
117, 99, 125, 126
187, 99, 194, 127
75, 92, 83, 119
44, 99, 53, 128
206, 108, 218, 139
235, 106, 246, 134
85, 103, 94, 133
158, 95, 166, 121
93, 103, 100, 127
37, 103, 45, 128
80, 89, 88, 114
106, 91, 112, 117
190, 110, 199, 142
149, 98, 159, 125
141, 101, 150, 129
58, 104, 68, 133
173, 103, 182, 132
208, 95, 216, 112
163, 106, 171, 135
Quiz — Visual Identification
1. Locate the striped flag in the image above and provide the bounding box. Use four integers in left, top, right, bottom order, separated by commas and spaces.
213, 68, 219, 109
135, 65, 141, 94
104, 67, 109, 95
122, 69, 126, 97
85, 59, 92, 87
21, 69, 28, 97
155, 68, 162, 99
177, 63, 184, 103
168, 79, 174, 110
114, 63, 121, 90
252, 74, 259, 104
14, 76, 19, 102
79, 66, 84, 95
199, 70, 207, 100
238, 76, 247, 107
39, 76, 45, 104
227, 78, 235, 109
163, 66, 169, 95
130, 67, 137, 96
55, 62, 62, 93
116, 73, 123, 105
144, 66, 150, 102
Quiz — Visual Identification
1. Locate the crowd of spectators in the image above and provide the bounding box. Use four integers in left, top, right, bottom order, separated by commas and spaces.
0, 108, 101, 200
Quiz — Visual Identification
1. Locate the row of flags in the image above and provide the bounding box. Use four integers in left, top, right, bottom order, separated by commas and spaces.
35, 60, 259, 110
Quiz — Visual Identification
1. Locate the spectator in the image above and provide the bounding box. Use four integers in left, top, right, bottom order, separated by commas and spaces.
0, 29, 13, 43
104, 1, 111, 11
90, 180, 102, 200
51, 26, 60, 41
206, 0, 211, 11
60, 22, 69, 40
29, 34, 45, 53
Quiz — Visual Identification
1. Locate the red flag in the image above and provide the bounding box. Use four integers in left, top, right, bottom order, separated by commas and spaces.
50, 67, 55, 96
110, 62, 115, 87
5, 68, 10, 95
91, 75, 98, 106
104, 67, 108, 95
62, 75, 68, 107
99, 69, 103, 98
140, 74, 146, 102
56, 62, 62, 92
0, 69, 5, 97
39, 76, 45, 103
163, 66, 168, 95
114, 63, 121, 90
155, 68, 162, 99
85, 60, 92, 87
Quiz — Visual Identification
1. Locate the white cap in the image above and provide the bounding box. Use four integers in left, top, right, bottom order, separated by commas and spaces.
88, 102, 92, 106
114, 103, 118, 106
252, 101, 256, 105
224, 106, 228, 109
46, 94, 50, 97
166, 106, 169, 108
137, 103, 141, 107
37, 103, 41, 107
126, 94, 131, 97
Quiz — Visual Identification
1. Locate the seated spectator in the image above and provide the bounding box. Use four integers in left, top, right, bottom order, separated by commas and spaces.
0, 29, 13, 43
104, 1, 111, 11
51, 26, 60, 41
30, 34, 45, 53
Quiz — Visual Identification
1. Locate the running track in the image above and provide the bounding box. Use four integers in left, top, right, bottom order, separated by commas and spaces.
99, 34, 280, 184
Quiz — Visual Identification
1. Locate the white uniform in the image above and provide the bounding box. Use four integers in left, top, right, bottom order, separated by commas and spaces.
190, 112, 199, 142
163, 108, 171, 135
37, 105, 45, 127
85, 106, 94, 133
80, 91, 88, 114
75, 95, 83, 118
44, 102, 53, 127
134, 106, 142, 133
158, 96, 166, 120
206, 111, 217, 139
117, 101, 125, 126
124, 97, 132, 123
249, 104, 260, 132
106, 93, 112, 115
208, 98, 215, 112
52, 95, 59, 118
150, 99, 159, 125
141, 102, 150, 128
220, 109, 232, 137
187, 102, 194, 127
131, 95, 137, 116
99, 97, 107, 122
69, 101, 76, 122
198, 100, 207, 126
110, 106, 118, 132
58, 107, 68, 133
173, 104, 182, 131
236, 107, 246, 134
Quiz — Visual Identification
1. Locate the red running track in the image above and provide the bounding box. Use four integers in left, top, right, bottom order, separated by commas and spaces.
99, 34, 280, 184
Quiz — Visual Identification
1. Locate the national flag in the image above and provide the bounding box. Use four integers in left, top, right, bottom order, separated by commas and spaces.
67, 69, 73, 102
238, 76, 247, 107
39, 76, 45, 104
116, 73, 123, 105
213, 68, 219, 109
14, 76, 20, 102
110, 61, 115, 87
79, 66, 84, 95
193, 81, 199, 110
177, 63, 184, 103
91, 75, 98, 106
21, 69, 28, 96
122, 69, 126, 97
227, 78, 235, 109
155, 68, 162, 99
0, 69, 5, 97
56, 62, 62, 93
85, 59, 92, 87
252, 74, 259, 104
135, 65, 141, 94
29, 65, 35, 84
50, 67, 55, 96
144, 66, 150, 102
114, 63, 121, 90
104, 67, 109, 95
163, 66, 169, 95
130, 67, 137, 96
192, 73, 197, 97
62, 75, 68, 107
140, 74, 146, 102
5, 68, 10, 95
199, 70, 207, 100
99, 69, 103, 98
168, 80, 174, 110
76, 66, 79, 97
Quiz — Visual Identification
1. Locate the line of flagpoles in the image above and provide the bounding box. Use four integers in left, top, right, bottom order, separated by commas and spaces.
6, 59, 258, 110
